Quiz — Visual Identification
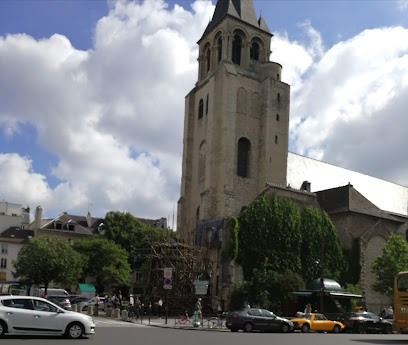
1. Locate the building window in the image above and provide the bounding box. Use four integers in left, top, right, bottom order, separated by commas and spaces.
232, 35, 242, 65
135, 271, 141, 281
206, 48, 211, 73
1, 244, 7, 254
217, 37, 222, 63
275, 135, 278, 144
199, 141, 207, 181
198, 99, 204, 119
276, 114, 280, 121
68, 224, 75, 231
250, 42, 260, 60
277, 93, 281, 102
206, 94, 209, 115
55, 222, 62, 230
237, 138, 251, 177
0, 258, 7, 269
277, 74, 280, 80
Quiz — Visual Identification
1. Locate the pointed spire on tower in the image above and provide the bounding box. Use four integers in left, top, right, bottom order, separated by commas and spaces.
200, 0, 270, 39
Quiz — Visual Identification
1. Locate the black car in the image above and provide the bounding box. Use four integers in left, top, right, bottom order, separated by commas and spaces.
226, 308, 294, 333
343, 312, 392, 334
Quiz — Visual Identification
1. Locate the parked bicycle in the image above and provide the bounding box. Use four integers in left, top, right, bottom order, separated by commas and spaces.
207, 312, 227, 329
177, 310, 201, 327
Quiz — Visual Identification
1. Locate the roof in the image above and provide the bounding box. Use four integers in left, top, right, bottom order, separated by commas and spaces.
40, 213, 104, 236
201, 0, 271, 39
77, 284, 95, 292
0, 227, 34, 244
307, 278, 342, 292
316, 184, 403, 222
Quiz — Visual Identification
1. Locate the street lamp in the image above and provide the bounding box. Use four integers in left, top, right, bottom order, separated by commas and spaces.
320, 211, 325, 313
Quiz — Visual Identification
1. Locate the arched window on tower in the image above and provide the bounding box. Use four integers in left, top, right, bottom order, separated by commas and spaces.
217, 37, 222, 63
206, 94, 209, 115
199, 141, 207, 181
237, 137, 251, 177
250, 42, 260, 61
198, 99, 204, 119
232, 35, 242, 65
206, 48, 211, 73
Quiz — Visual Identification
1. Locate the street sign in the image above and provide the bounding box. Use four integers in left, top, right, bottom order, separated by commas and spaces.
193, 280, 209, 295
163, 285, 172, 289
164, 267, 172, 278
164, 278, 172, 285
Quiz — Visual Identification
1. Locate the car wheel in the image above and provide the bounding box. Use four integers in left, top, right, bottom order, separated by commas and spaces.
384, 324, 392, 334
244, 322, 253, 332
301, 323, 310, 333
65, 322, 84, 339
357, 323, 365, 334
281, 323, 290, 333
0, 320, 7, 336
333, 325, 341, 333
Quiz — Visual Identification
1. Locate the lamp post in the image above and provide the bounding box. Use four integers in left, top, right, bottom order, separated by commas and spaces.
320, 211, 325, 313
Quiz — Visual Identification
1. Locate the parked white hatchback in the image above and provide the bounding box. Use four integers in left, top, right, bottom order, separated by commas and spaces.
0, 295, 95, 338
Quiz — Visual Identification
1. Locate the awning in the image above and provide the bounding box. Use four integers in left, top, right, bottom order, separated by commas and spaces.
77, 284, 95, 292
329, 292, 362, 298
291, 291, 312, 296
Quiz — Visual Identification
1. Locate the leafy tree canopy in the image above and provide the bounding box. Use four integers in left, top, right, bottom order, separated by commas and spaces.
236, 195, 344, 283
13, 237, 82, 294
104, 211, 170, 253
371, 233, 408, 297
73, 237, 131, 291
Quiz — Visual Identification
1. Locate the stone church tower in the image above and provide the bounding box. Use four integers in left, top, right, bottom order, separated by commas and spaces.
178, 0, 290, 243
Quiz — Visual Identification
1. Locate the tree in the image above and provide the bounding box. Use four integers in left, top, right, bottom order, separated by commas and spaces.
371, 233, 408, 296
73, 237, 131, 291
13, 237, 82, 295
237, 195, 302, 279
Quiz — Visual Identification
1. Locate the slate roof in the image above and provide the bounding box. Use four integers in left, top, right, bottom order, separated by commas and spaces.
316, 184, 403, 222
0, 227, 34, 243
40, 213, 104, 236
201, 0, 271, 39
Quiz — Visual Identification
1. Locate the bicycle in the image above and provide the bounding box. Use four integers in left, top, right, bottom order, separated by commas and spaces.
177, 310, 201, 327
207, 312, 227, 329
127, 308, 138, 322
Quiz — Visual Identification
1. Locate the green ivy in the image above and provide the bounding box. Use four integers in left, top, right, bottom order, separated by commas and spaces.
221, 217, 239, 260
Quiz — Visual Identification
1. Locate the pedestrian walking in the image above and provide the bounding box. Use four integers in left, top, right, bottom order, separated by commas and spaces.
192, 297, 202, 327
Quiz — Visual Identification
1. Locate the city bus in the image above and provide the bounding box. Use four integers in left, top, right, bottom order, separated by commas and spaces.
393, 271, 408, 333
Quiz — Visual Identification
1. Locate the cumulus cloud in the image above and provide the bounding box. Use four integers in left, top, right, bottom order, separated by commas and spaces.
0, 0, 214, 221
271, 25, 408, 185
1, 0, 408, 225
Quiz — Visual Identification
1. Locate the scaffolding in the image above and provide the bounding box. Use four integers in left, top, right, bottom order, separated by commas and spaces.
144, 239, 213, 314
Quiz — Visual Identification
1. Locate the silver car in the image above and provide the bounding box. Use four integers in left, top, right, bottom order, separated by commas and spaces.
0, 295, 95, 338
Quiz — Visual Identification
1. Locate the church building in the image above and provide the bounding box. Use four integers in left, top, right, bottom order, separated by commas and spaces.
177, 0, 408, 313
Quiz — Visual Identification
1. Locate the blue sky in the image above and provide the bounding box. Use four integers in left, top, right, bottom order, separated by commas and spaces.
1, 0, 408, 223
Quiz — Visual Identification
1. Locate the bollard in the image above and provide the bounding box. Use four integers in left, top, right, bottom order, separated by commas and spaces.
113, 308, 120, 319
88, 306, 94, 315
106, 308, 112, 317
121, 309, 128, 321
72, 304, 77, 312
93, 307, 99, 316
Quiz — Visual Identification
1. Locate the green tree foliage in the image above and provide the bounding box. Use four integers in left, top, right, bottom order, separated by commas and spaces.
13, 237, 82, 294
229, 266, 305, 313
237, 195, 344, 282
104, 211, 170, 253
221, 217, 239, 260
371, 233, 408, 297
73, 237, 131, 291
237, 195, 302, 279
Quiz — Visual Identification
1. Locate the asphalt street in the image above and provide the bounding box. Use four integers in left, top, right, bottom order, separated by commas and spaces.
0, 315, 407, 345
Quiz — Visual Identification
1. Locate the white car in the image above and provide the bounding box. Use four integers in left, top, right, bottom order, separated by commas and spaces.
0, 295, 95, 339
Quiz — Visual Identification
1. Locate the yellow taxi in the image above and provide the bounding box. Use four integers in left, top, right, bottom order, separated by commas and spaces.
291, 313, 344, 333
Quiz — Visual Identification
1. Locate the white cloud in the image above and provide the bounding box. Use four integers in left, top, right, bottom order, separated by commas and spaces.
0, 0, 215, 222
1, 0, 408, 226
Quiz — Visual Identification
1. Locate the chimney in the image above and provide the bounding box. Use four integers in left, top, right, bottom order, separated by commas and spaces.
33, 206, 43, 236
86, 212, 92, 227
301, 181, 311, 192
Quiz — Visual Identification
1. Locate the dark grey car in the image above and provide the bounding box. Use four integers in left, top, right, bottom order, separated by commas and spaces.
45, 295, 72, 310
226, 308, 294, 333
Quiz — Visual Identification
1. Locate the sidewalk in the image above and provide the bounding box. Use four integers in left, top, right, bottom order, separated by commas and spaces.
85, 309, 229, 331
